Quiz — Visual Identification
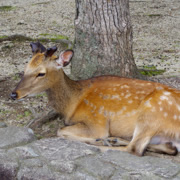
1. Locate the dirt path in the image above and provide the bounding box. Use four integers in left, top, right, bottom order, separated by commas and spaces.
0, 0, 180, 139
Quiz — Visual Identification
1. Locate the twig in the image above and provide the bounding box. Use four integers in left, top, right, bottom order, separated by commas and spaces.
26, 110, 60, 128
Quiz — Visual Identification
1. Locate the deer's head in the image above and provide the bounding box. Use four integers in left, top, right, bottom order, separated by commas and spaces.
11, 42, 73, 100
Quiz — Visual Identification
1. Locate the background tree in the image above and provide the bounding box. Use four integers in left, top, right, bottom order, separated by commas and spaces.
72, 0, 140, 80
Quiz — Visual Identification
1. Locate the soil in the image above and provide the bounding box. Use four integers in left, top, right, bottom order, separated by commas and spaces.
0, 0, 180, 159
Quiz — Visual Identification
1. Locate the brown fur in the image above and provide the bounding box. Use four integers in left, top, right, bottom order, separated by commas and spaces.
12, 47, 180, 156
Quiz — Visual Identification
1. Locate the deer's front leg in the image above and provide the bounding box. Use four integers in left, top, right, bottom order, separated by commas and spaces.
57, 123, 109, 146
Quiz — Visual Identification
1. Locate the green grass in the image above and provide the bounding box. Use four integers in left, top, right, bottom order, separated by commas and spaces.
39, 33, 69, 41
12, 74, 20, 81
24, 111, 31, 117
32, 2, 51, 6
139, 65, 165, 76
0, 6, 15, 11
147, 14, 162, 17
35, 93, 47, 98
0, 36, 8, 39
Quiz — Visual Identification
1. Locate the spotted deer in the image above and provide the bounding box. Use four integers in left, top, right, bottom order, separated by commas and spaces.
11, 42, 180, 156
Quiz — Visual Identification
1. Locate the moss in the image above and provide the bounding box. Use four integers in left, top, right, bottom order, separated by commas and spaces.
147, 14, 162, 17
39, 33, 69, 41
139, 69, 165, 76
143, 65, 157, 70
35, 134, 44, 139
0, 34, 73, 49
24, 111, 31, 117
35, 93, 47, 98
0, 36, 7, 39
0, 6, 15, 11
12, 74, 20, 80
32, 2, 51, 6
138, 65, 165, 76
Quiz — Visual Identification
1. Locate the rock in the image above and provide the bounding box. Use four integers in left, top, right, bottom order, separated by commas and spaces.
0, 149, 19, 180
0, 126, 36, 149
0, 121, 7, 128
101, 151, 180, 179
1, 130, 180, 179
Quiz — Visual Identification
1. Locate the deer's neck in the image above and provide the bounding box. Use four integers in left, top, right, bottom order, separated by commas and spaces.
46, 71, 82, 116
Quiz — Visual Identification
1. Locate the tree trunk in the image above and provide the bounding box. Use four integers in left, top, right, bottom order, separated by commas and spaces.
71, 0, 140, 80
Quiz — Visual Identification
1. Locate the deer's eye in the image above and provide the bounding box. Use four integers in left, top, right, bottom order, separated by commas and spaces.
37, 73, 46, 77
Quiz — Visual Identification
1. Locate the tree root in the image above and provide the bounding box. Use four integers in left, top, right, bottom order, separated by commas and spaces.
26, 110, 60, 129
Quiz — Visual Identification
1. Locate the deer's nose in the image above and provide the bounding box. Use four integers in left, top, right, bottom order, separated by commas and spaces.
11, 92, 18, 100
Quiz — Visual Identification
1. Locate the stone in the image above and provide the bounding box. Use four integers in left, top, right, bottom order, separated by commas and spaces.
0, 149, 19, 180
0, 126, 36, 149
1, 127, 180, 179
101, 151, 180, 179
0, 121, 7, 128
75, 156, 116, 179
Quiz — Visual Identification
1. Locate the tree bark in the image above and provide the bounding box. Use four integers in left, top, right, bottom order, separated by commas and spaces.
71, 0, 140, 80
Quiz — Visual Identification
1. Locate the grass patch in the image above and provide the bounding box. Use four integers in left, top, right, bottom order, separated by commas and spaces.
35, 93, 47, 98
32, 1, 51, 6
139, 65, 165, 76
147, 14, 162, 17
12, 74, 20, 81
24, 111, 31, 117
0, 6, 15, 11
39, 33, 69, 41
0, 34, 73, 49
0, 36, 8, 39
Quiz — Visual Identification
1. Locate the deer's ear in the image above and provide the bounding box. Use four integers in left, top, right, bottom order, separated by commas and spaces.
30, 42, 46, 54
45, 46, 57, 57
56, 50, 74, 69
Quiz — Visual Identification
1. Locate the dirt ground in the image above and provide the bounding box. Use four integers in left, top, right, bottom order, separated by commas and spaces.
0, 0, 180, 160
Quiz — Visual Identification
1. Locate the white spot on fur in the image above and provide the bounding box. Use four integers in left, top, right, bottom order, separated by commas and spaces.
145, 100, 152, 107
128, 100, 133, 104
98, 106, 104, 114
164, 112, 168, 117
168, 101, 172, 105
177, 105, 180, 111
125, 94, 131, 99
84, 99, 89, 105
134, 96, 139, 100
111, 95, 120, 100
90, 103, 94, 107
173, 115, 177, 120
158, 101, 162, 105
122, 106, 127, 111
121, 85, 129, 89
160, 107, 163, 111
103, 94, 110, 100
104, 110, 108, 117
160, 95, 168, 101
156, 86, 164, 90
163, 91, 171, 96
109, 111, 115, 117
117, 106, 127, 115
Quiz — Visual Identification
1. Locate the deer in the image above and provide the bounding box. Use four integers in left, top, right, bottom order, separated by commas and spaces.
11, 42, 180, 156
